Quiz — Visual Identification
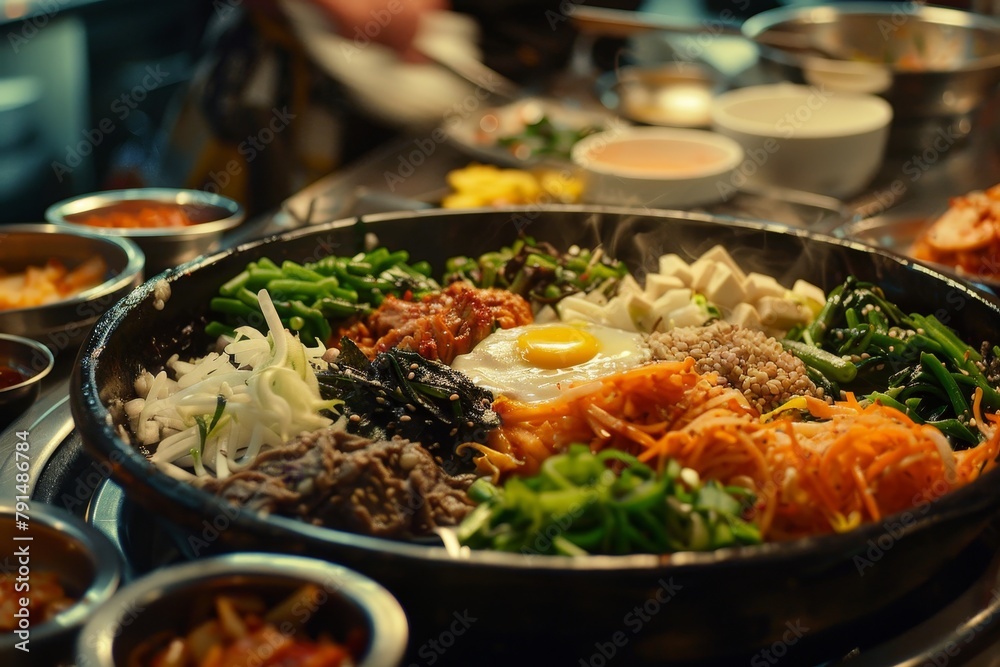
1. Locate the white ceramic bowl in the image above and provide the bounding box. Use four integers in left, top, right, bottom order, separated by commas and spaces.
570, 126, 744, 209
710, 83, 893, 199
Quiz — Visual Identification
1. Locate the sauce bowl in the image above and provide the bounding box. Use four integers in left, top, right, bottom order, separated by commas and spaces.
570, 126, 744, 209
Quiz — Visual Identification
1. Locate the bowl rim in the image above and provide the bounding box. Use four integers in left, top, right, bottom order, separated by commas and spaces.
594, 63, 723, 128
0, 502, 123, 650
742, 1, 1000, 74
570, 126, 744, 180
0, 333, 55, 391
74, 552, 408, 667
44, 188, 245, 239
710, 82, 894, 138
0, 223, 145, 314
70, 204, 1000, 575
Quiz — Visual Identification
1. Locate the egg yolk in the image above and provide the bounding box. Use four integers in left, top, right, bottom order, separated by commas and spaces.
516, 326, 600, 369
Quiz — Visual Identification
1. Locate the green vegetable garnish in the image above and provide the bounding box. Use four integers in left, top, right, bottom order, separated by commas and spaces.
207, 247, 440, 345
444, 236, 626, 306
785, 276, 1000, 447
457, 445, 761, 556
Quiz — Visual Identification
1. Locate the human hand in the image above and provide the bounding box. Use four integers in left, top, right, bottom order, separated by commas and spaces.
306, 0, 450, 61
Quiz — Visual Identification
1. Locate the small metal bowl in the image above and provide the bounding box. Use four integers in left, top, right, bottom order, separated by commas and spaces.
0, 503, 123, 667
0, 224, 144, 354
596, 62, 722, 128
742, 2, 1000, 120
0, 334, 54, 431
76, 553, 408, 667
45, 188, 245, 275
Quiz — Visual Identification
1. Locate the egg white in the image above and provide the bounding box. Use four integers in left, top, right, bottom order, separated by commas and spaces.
451, 322, 650, 403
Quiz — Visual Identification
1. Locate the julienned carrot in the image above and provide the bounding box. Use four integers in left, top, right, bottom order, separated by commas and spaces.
471, 361, 1000, 540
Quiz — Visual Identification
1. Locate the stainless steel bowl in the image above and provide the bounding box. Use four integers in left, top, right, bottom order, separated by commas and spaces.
76, 553, 408, 667
0, 503, 123, 667
45, 188, 245, 275
742, 3, 1000, 119
0, 334, 54, 431
0, 224, 144, 354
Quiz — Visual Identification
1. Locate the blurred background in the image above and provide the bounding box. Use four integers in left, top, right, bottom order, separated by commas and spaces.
0, 0, 993, 223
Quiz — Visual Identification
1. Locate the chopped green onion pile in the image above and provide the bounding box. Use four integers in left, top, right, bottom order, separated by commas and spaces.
457, 444, 760, 556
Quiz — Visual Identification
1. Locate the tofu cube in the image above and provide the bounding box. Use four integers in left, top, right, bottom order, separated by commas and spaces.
756, 296, 809, 331
651, 288, 693, 316
743, 272, 787, 303
726, 302, 762, 329
558, 295, 606, 323
689, 258, 717, 293
667, 303, 711, 329
657, 254, 693, 285
603, 296, 639, 331
703, 264, 746, 311
696, 245, 747, 283
626, 291, 655, 332
643, 273, 685, 300
792, 279, 827, 307
617, 273, 644, 298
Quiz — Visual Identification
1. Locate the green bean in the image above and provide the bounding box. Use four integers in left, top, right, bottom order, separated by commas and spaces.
246, 268, 284, 290
928, 419, 980, 446
920, 352, 970, 419
267, 279, 325, 298
205, 320, 236, 339
235, 288, 260, 308
867, 307, 890, 333
782, 339, 858, 383
868, 391, 922, 421
281, 260, 324, 282
289, 300, 330, 343
410, 260, 433, 277
804, 280, 847, 345
210, 297, 258, 320
218, 270, 249, 297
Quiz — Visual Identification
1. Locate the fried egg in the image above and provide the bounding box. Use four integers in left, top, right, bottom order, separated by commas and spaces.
451, 322, 650, 403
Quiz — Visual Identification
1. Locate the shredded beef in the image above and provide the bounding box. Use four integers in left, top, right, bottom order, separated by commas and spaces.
202, 426, 476, 539
336, 282, 533, 364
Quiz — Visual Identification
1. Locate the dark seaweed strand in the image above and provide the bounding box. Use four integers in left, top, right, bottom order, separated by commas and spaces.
316, 339, 499, 467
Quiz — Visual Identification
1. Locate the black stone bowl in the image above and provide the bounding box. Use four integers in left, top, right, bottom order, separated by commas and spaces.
71, 206, 1000, 666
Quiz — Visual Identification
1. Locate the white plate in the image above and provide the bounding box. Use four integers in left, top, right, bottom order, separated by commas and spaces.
443, 97, 626, 167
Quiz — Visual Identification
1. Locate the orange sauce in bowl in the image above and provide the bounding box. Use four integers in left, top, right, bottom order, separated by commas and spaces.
585, 138, 730, 176
65, 200, 232, 229
0, 364, 26, 390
